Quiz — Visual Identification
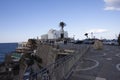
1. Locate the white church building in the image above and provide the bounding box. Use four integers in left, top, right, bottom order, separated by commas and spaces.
41, 29, 68, 40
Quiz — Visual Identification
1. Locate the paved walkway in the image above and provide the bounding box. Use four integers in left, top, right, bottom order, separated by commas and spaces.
68, 45, 120, 80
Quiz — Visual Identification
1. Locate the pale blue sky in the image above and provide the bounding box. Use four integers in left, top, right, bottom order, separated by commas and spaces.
0, 0, 120, 43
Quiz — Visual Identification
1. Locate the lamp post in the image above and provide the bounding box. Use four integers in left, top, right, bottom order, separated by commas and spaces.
73, 35, 75, 40
91, 32, 93, 39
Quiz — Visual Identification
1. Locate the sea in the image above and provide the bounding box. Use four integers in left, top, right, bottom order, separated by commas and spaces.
0, 43, 18, 63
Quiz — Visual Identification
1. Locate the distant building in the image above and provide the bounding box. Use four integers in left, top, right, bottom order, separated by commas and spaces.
41, 29, 68, 40
16, 42, 30, 53
41, 34, 48, 40
17, 42, 28, 49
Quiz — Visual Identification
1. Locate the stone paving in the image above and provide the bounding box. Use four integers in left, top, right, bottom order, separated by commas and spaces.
68, 45, 120, 80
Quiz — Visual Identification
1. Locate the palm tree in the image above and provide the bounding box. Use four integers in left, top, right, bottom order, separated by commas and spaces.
85, 33, 88, 39
59, 22, 66, 39
59, 22, 66, 31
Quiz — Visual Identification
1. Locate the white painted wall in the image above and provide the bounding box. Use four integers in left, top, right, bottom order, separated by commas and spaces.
41, 29, 68, 39
41, 34, 48, 40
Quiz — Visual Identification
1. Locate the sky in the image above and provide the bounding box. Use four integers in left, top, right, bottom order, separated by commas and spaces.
0, 0, 120, 43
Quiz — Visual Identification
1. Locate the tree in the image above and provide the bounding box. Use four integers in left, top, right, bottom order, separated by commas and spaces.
59, 22, 66, 39
85, 33, 88, 38
27, 39, 37, 50
59, 22, 66, 31
118, 34, 120, 46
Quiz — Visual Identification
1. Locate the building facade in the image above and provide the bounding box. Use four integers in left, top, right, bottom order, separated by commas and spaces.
41, 29, 68, 40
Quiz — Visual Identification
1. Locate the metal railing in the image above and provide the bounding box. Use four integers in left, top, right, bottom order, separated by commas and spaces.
23, 45, 89, 80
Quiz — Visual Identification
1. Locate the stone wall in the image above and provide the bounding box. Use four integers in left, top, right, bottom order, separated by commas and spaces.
36, 44, 58, 67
